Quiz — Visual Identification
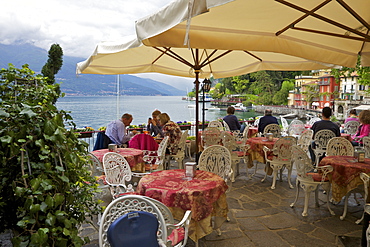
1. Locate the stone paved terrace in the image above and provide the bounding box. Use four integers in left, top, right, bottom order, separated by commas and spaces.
77, 158, 365, 247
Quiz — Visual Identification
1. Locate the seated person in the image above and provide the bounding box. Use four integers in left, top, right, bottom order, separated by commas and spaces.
309, 107, 340, 163
345, 109, 359, 123
105, 113, 137, 146
223, 106, 241, 131
147, 110, 162, 136
352, 110, 370, 146
258, 109, 278, 133
157, 113, 182, 155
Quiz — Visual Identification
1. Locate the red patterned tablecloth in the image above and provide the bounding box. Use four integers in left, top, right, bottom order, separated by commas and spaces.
320, 156, 370, 202
90, 148, 144, 172
340, 133, 352, 142
246, 137, 278, 175
248, 127, 259, 138
137, 169, 228, 242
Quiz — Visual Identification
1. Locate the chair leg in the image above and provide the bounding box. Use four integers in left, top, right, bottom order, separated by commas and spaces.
322, 183, 335, 216
302, 187, 311, 217
290, 179, 300, 208
270, 166, 279, 190
340, 192, 351, 220
260, 162, 269, 183
287, 165, 294, 189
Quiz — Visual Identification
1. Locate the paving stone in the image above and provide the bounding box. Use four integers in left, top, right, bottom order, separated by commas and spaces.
257, 212, 300, 230
237, 218, 267, 231
204, 229, 244, 241
262, 206, 283, 215
241, 201, 271, 210
226, 197, 243, 210
314, 216, 362, 235
234, 209, 267, 217
202, 237, 254, 247
277, 229, 336, 247
296, 223, 316, 233
244, 230, 290, 247
310, 227, 337, 243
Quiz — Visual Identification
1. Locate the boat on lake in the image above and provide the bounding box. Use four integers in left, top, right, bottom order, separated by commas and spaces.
231, 103, 248, 112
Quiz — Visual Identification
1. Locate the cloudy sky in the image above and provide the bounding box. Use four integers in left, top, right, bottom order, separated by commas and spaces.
1, 0, 194, 90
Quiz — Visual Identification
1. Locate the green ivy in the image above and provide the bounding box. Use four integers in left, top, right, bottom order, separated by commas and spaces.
0, 64, 101, 246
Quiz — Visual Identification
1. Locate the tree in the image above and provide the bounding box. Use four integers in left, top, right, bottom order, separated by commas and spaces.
302, 84, 320, 107
273, 80, 295, 105
41, 44, 63, 84
0, 64, 100, 245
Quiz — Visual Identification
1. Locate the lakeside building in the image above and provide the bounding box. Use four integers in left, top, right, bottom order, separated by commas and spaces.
289, 69, 370, 121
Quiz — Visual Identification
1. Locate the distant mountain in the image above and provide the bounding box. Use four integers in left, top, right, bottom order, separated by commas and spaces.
0, 43, 185, 96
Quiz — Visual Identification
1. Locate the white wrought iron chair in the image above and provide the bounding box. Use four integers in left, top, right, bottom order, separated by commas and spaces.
253, 117, 260, 127
290, 145, 335, 217
208, 120, 224, 130
363, 136, 370, 158
221, 131, 250, 182
166, 130, 188, 169
344, 120, 360, 135
357, 173, 370, 224
198, 145, 232, 227
102, 152, 135, 199
87, 153, 104, 177
262, 136, 297, 189
99, 194, 191, 247
201, 127, 222, 148
326, 137, 354, 157
307, 117, 321, 126
288, 119, 305, 138
297, 129, 313, 153
312, 129, 336, 169
136, 136, 169, 176
280, 117, 289, 136
262, 123, 281, 138
222, 120, 231, 131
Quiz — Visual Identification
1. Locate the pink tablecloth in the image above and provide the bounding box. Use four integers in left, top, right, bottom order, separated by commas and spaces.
246, 137, 278, 175
90, 148, 144, 172
320, 156, 370, 201
248, 127, 258, 138
137, 169, 228, 242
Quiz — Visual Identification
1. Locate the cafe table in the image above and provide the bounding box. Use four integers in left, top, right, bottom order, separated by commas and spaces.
90, 148, 145, 173
137, 169, 229, 243
320, 155, 370, 202
246, 137, 279, 175
248, 126, 259, 138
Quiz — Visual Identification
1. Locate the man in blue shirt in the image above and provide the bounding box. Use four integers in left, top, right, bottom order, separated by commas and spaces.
105, 113, 136, 146
258, 109, 279, 133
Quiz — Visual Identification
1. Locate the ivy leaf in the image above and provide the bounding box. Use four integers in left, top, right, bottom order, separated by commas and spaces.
19, 108, 37, 118
40, 202, 48, 212
0, 109, 9, 117
0, 135, 12, 144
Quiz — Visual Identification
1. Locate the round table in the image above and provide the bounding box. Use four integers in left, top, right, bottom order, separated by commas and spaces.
90, 148, 144, 172
137, 169, 228, 242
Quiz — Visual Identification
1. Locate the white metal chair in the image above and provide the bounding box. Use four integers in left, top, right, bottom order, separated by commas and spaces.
326, 137, 354, 156
253, 117, 260, 127
221, 131, 250, 182
297, 129, 313, 153
262, 123, 281, 138
344, 120, 360, 135
87, 153, 104, 177
312, 129, 336, 169
307, 117, 321, 126
290, 145, 335, 217
208, 120, 224, 130
363, 136, 370, 158
357, 173, 370, 224
201, 127, 222, 148
102, 152, 135, 199
288, 119, 305, 137
99, 194, 191, 247
166, 130, 188, 169
280, 117, 289, 136
142, 136, 169, 174
262, 136, 297, 189
198, 145, 232, 228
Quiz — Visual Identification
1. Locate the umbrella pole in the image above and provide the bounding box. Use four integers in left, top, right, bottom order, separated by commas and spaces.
195, 71, 200, 162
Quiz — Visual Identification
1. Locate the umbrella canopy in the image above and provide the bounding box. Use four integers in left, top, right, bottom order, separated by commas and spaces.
136, 0, 370, 67
77, 36, 336, 78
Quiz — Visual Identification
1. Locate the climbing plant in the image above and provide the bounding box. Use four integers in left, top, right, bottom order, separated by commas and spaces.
0, 64, 101, 246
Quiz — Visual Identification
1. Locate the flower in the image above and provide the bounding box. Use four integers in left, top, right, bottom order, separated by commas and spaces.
98, 126, 106, 131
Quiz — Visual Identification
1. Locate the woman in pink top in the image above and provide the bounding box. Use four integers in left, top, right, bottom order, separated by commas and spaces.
352, 110, 370, 146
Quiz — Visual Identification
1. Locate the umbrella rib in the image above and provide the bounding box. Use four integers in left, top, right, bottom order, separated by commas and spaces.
336, 0, 370, 30
292, 27, 369, 42
200, 50, 232, 68
199, 49, 218, 67
275, 0, 331, 36
243, 51, 263, 62
152, 46, 194, 68
275, 0, 370, 40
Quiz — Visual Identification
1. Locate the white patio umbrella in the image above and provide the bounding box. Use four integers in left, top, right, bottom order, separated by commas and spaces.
77, 35, 336, 158
136, 0, 370, 68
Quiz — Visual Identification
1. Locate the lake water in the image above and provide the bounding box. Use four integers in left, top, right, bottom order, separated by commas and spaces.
56, 96, 259, 130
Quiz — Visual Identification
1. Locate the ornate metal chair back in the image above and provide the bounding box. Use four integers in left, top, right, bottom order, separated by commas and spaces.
263, 123, 281, 138
198, 145, 232, 182
208, 120, 224, 130
326, 137, 354, 156
308, 117, 321, 126
201, 127, 222, 148
297, 129, 313, 153
288, 119, 305, 136
363, 136, 370, 158
344, 120, 360, 135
